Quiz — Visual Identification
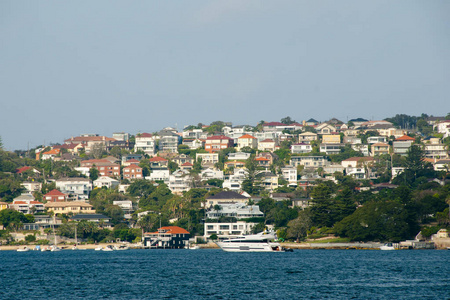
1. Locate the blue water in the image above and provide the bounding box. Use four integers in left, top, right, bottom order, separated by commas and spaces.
1, 249, 449, 299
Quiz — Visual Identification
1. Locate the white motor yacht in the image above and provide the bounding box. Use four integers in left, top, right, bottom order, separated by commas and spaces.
216, 231, 282, 252
380, 243, 395, 250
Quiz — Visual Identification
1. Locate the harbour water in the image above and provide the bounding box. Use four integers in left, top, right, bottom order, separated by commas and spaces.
1, 249, 449, 299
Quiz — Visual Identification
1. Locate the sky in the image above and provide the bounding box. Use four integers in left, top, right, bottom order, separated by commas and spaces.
1, 1, 449, 151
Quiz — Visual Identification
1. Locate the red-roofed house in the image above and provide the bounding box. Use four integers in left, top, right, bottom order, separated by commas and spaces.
149, 156, 169, 169
180, 162, 193, 171
81, 159, 121, 178
255, 156, 270, 167
143, 226, 190, 249
41, 148, 61, 160
237, 134, 257, 151
122, 159, 140, 167
123, 164, 143, 179
64, 135, 117, 154
43, 189, 68, 202
205, 135, 234, 153
393, 135, 415, 156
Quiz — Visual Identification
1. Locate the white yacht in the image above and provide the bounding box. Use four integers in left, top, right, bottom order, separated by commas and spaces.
216, 231, 282, 252
380, 243, 395, 250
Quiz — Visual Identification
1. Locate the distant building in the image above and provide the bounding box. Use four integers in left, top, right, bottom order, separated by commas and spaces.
143, 226, 190, 249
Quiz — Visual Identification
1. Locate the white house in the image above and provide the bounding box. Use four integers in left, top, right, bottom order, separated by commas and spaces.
281, 167, 297, 185
291, 143, 312, 154
204, 221, 257, 239
94, 176, 120, 189
206, 203, 264, 219
134, 133, 156, 156
55, 177, 92, 200
147, 169, 170, 183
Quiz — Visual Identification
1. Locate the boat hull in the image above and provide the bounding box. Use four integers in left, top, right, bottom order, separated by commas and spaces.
216, 242, 281, 252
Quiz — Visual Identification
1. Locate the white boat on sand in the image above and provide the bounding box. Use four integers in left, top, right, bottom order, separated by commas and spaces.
380, 243, 395, 250
216, 231, 286, 252
17, 246, 30, 252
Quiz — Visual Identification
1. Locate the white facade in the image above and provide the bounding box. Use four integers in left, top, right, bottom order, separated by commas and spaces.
147, 169, 170, 183
281, 167, 297, 184
94, 176, 120, 189
228, 152, 251, 161
196, 153, 219, 167
55, 178, 92, 200
134, 135, 156, 156
206, 203, 264, 219
291, 143, 312, 154
21, 182, 42, 193
204, 221, 257, 238
200, 168, 224, 180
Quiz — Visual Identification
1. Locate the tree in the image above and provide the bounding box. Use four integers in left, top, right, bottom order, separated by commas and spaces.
281, 116, 296, 125
137, 213, 159, 232
89, 167, 99, 181
287, 210, 311, 241
310, 183, 334, 227
0, 209, 28, 231
209, 233, 218, 240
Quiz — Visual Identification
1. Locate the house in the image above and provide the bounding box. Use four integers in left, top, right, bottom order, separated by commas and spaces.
200, 168, 224, 181
80, 159, 121, 178
299, 132, 318, 142
228, 152, 251, 161
376, 127, 407, 139
182, 138, 204, 150
53, 143, 84, 155
149, 156, 169, 169
45, 201, 96, 215
255, 152, 277, 165
367, 136, 387, 144
10, 194, 44, 214
0, 201, 8, 211
204, 191, 249, 208
434, 120, 450, 138
291, 143, 312, 154
122, 159, 140, 167
222, 168, 248, 191
70, 214, 112, 228
205, 135, 234, 153
112, 132, 130, 142
122, 154, 143, 164
393, 135, 415, 156
168, 170, 191, 194
143, 226, 190, 249
255, 171, 278, 191
424, 138, 449, 159
371, 143, 390, 156
55, 177, 92, 200
22, 215, 63, 231
351, 144, 370, 156
341, 157, 375, 168
196, 153, 219, 167
43, 189, 68, 202
16, 166, 41, 176
206, 203, 264, 219
255, 156, 270, 167
158, 130, 182, 153
147, 169, 170, 183
40, 148, 61, 160
123, 164, 143, 180
173, 154, 194, 166
316, 123, 337, 135
224, 161, 246, 170
94, 176, 120, 189
236, 134, 257, 151
319, 143, 343, 155
348, 118, 368, 127
204, 221, 256, 239
182, 129, 203, 139
21, 181, 42, 193
322, 134, 341, 144
290, 156, 329, 168
134, 133, 156, 156
304, 118, 319, 126
113, 200, 135, 217
180, 162, 193, 171
433, 159, 450, 172
257, 139, 277, 152
281, 166, 297, 185
64, 135, 116, 153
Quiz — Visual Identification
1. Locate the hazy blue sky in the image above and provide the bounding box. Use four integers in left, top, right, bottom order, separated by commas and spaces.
1, 1, 449, 150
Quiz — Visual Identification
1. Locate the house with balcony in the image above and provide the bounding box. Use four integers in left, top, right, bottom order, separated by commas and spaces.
367, 136, 387, 144
257, 139, 277, 152
281, 166, 297, 185
424, 137, 448, 159
143, 226, 190, 249
55, 177, 92, 200
206, 203, 264, 219
64, 135, 116, 154
149, 156, 169, 169
316, 123, 336, 135
204, 190, 249, 208
80, 159, 120, 178
393, 135, 415, 156
158, 130, 182, 153
134, 133, 156, 156
168, 170, 192, 195
173, 154, 194, 166
255, 171, 278, 191
236, 134, 257, 151
204, 221, 256, 240
94, 176, 120, 189
290, 156, 329, 168
299, 132, 318, 142
205, 135, 234, 153
182, 138, 204, 150
196, 153, 219, 167
291, 143, 312, 154
21, 181, 42, 193
319, 143, 343, 155
45, 201, 96, 215
10, 194, 44, 214
200, 168, 224, 181
322, 134, 341, 144
371, 143, 390, 156
147, 169, 170, 183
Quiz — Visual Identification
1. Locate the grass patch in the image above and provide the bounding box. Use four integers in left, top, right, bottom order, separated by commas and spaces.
310, 237, 352, 243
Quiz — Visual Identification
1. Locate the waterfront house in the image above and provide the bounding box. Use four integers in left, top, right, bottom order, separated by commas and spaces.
204, 221, 256, 240
143, 226, 190, 249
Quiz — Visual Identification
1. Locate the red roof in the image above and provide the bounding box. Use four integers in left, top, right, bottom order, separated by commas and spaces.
255, 157, 269, 161
395, 135, 415, 141
260, 139, 274, 143
149, 156, 168, 162
342, 157, 374, 162
127, 159, 140, 163
124, 164, 141, 169
138, 133, 153, 138
238, 134, 256, 139
181, 162, 193, 166
149, 226, 189, 235
44, 189, 66, 196
16, 166, 32, 174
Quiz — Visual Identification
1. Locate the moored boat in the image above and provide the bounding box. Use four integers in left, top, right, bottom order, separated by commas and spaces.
216, 231, 282, 252
17, 246, 30, 252
380, 243, 395, 250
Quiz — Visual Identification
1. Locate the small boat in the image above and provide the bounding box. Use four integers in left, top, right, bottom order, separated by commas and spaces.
50, 245, 62, 252
17, 246, 30, 252
188, 245, 200, 250
41, 246, 51, 252
102, 245, 114, 251
216, 230, 281, 252
94, 246, 103, 251
380, 243, 395, 250
114, 245, 129, 251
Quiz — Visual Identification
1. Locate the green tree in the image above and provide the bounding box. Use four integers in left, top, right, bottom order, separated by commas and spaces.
89, 167, 99, 181
286, 210, 311, 241
310, 183, 334, 227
